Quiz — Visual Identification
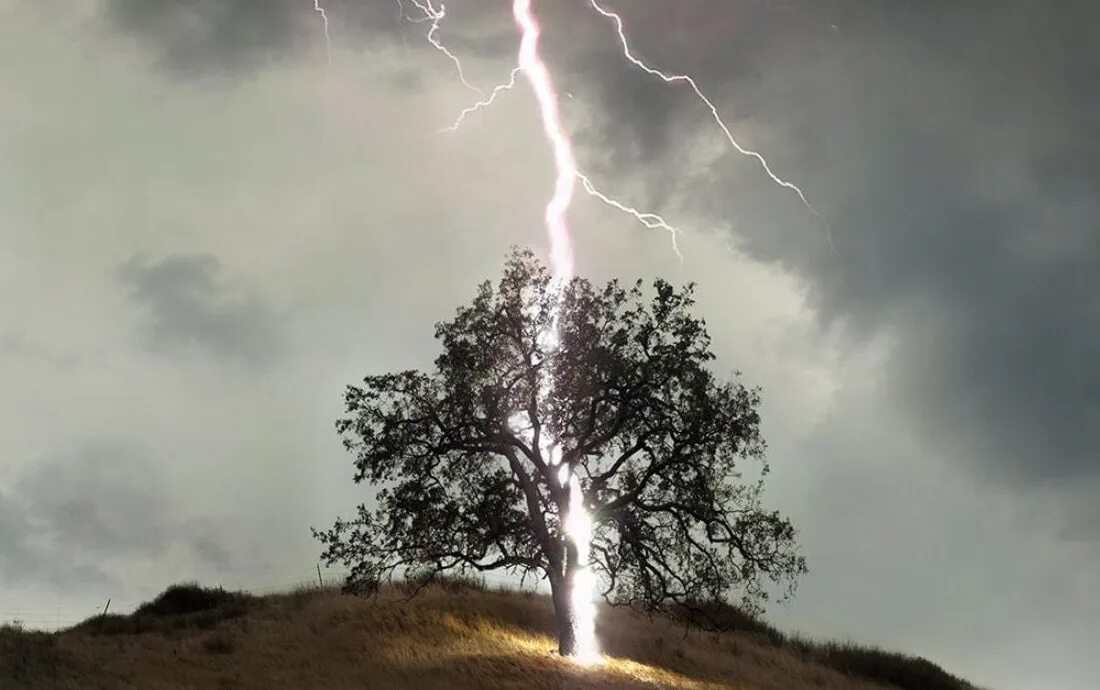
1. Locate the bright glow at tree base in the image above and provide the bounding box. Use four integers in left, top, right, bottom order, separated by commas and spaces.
566, 473, 600, 664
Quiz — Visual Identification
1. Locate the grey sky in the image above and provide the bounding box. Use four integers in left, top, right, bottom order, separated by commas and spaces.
1, 1, 1096, 688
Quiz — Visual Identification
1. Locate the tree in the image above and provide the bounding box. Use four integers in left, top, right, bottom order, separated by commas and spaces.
315, 249, 806, 657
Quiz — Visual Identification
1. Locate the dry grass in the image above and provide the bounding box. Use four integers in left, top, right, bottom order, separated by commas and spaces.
1, 584, 958, 690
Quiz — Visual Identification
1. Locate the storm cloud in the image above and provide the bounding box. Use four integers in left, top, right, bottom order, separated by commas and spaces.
544, 1, 1100, 488
105, 0, 329, 73
102, 0, 515, 74
119, 253, 284, 366
0, 442, 229, 591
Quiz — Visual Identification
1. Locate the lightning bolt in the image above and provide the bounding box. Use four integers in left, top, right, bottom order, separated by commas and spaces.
586, 0, 828, 234
512, 0, 602, 664
397, 5, 603, 660
578, 173, 682, 259
387, 0, 829, 260
433, 56, 687, 257
404, 0, 485, 97
312, 0, 331, 63
513, 0, 577, 280
438, 67, 521, 134
399, 1, 687, 257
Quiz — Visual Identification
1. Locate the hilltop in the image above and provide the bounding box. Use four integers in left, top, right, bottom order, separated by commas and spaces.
0, 580, 974, 690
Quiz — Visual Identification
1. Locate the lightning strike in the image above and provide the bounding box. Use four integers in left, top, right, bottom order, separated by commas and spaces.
438, 67, 521, 134
513, 0, 577, 280
312, 0, 331, 63
586, 0, 827, 230
406, 0, 485, 97
577, 173, 683, 260
512, 0, 600, 663
437, 57, 687, 256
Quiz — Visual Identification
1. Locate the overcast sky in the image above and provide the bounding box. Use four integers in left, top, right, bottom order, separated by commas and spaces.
1, 1, 1096, 688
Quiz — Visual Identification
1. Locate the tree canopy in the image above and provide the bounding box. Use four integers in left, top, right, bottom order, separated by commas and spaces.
315, 249, 806, 654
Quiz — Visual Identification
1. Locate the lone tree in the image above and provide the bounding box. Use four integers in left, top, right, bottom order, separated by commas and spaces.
316, 249, 806, 656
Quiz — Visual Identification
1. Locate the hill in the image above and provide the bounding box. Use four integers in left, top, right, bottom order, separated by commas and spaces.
0, 581, 974, 690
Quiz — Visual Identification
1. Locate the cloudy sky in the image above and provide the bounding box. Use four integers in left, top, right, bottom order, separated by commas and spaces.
1, 1, 1096, 687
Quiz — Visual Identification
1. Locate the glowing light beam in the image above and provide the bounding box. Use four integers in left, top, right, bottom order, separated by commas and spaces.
566, 471, 600, 665
512, 0, 599, 663
513, 0, 577, 280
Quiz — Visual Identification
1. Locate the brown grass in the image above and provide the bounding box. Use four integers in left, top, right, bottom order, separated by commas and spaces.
1, 584, 952, 690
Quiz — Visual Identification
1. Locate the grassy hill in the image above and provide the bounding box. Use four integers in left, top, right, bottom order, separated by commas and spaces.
0, 580, 974, 690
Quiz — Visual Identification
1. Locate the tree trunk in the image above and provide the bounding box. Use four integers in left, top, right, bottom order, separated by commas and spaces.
549, 568, 577, 657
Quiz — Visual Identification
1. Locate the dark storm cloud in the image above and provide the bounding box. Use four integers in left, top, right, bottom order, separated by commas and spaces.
104, 0, 329, 73
101, 0, 514, 74
104, 0, 281, 72
119, 253, 283, 367
561, 0, 1100, 485
0, 442, 228, 590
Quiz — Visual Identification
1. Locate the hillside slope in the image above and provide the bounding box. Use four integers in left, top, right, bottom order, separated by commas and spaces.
0, 583, 973, 690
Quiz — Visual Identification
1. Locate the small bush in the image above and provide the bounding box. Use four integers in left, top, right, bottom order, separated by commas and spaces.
134, 583, 249, 617
802, 642, 971, 690
80, 613, 133, 636
666, 599, 786, 645
73, 583, 256, 636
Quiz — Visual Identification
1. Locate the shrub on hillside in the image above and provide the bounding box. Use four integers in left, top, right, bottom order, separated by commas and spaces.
795, 641, 972, 690
73, 583, 256, 636
666, 599, 786, 645
134, 583, 249, 617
